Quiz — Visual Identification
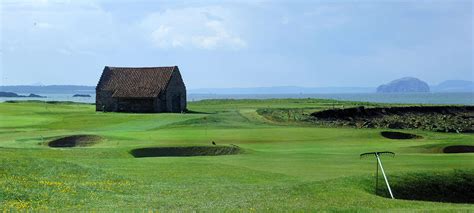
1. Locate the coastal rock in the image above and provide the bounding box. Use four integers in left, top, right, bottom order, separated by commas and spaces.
377, 77, 430, 93
73, 94, 91, 97
28, 93, 46, 98
0, 91, 45, 98
0, 91, 21, 97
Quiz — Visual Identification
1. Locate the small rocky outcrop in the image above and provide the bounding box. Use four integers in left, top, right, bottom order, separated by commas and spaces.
0, 91, 45, 98
0, 91, 21, 97
73, 94, 91, 97
27, 93, 46, 98
377, 77, 430, 93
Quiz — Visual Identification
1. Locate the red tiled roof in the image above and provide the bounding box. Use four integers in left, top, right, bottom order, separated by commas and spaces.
97, 66, 177, 98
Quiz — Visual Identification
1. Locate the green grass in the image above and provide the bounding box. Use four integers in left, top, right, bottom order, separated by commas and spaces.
0, 99, 473, 211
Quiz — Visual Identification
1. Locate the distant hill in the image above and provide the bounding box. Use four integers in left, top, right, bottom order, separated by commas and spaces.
2, 81, 471, 96
0, 85, 375, 95
377, 77, 430, 93
431, 80, 474, 92
189, 86, 375, 94
0, 85, 95, 94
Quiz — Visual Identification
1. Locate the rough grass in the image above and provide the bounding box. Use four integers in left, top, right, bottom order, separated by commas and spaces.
309, 106, 474, 132
0, 99, 473, 211
0, 152, 134, 210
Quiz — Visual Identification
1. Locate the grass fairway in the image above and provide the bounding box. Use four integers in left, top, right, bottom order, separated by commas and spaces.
0, 99, 473, 211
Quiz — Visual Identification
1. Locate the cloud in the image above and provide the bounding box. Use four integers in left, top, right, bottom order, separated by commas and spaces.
140, 6, 247, 50
2, 0, 121, 55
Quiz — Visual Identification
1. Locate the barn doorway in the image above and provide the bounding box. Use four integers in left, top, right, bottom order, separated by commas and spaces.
117, 98, 154, 113
172, 94, 181, 112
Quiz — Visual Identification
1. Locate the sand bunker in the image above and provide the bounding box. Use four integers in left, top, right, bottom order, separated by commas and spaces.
380, 131, 422, 140
443, 145, 474, 153
378, 170, 474, 204
130, 146, 242, 158
48, 135, 103, 147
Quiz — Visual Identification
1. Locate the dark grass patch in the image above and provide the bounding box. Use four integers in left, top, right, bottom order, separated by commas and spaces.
130, 145, 242, 158
378, 170, 474, 204
380, 131, 422, 140
48, 135, 103, 148
443, 145, 474, 153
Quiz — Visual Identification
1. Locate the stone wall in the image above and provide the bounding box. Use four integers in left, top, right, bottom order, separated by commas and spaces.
117, 98, 155, 113
96, 90, 117, 112
164, 70, 187, 112
154, 95, 166, 112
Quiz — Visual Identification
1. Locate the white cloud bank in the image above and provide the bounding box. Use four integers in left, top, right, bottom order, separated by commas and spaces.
140, 6, 246, 50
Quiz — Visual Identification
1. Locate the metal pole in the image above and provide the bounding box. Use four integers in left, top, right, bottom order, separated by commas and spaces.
376, 154, 395, 199
375, 156, 379, 195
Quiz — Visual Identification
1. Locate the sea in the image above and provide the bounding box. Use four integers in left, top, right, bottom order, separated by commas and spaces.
1, 92, 473, 105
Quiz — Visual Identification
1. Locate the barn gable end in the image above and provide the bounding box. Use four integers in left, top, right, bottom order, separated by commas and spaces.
96, 66, 186, 113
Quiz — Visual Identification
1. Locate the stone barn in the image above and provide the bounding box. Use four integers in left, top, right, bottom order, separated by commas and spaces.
96, 66, 187, 113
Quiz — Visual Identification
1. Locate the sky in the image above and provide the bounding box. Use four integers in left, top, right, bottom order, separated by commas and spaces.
1, 0, 473, 89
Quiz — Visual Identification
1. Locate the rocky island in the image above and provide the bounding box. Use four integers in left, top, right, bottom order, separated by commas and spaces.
376, 77, 430, 93
73, 94, 91, 97
0, 91, 46, 98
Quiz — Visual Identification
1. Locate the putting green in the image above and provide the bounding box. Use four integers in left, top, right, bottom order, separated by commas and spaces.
0, 99, 473, 211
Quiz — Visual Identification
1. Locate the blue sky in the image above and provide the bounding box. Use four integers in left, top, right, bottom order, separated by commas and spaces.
1, 0, 472, 88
